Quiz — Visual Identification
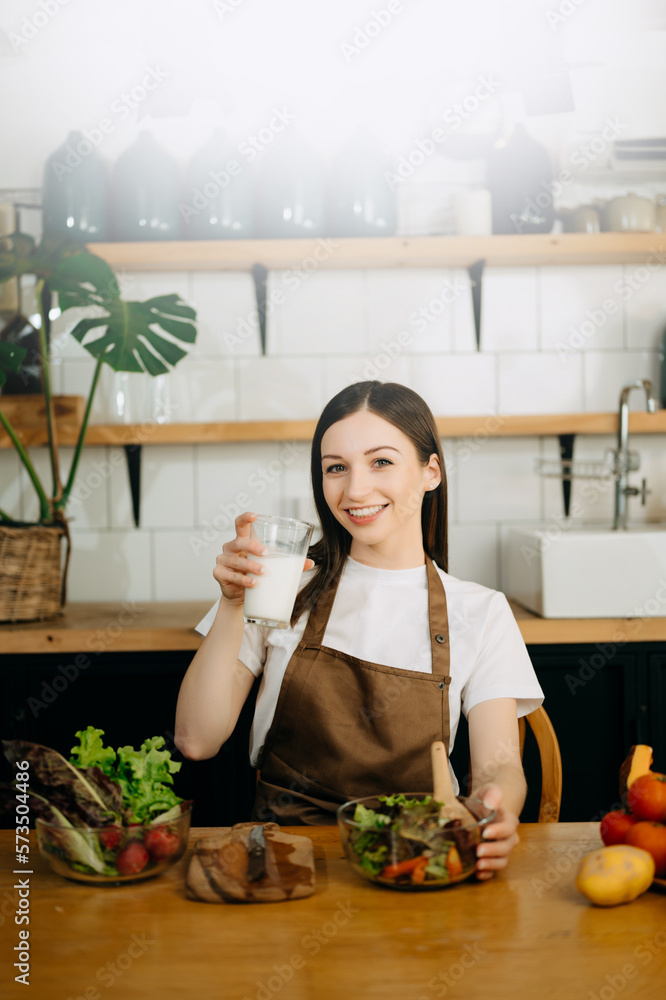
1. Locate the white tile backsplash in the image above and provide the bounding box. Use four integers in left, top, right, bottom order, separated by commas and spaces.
66, 530, 152, 602
540, 266, 624, 352
481, 268, 538, 352
140, 445, 196, 529
499, 352, 584, 413
189, 271, 260, 357
7, 259, 666, 605
457, 438, 542, 523
412, 354, 496, 415
237, 357, 323, 419
365, 269, 453, 355
269, 269, 364, 355
583, 351, 660, 411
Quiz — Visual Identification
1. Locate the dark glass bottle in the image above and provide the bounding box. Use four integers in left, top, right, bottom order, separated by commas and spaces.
328, 128, 397, 237
111, 132, 181, 241
182, 128, 253, 240
42, 130, 108, 241
254, 131, 327, 238
486, 124, 555, 235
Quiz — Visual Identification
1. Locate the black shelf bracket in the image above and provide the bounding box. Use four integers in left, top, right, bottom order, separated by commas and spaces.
124, 444, 142, 527
251, 263, 269, 355
558, 433, 575, 518
467, 258, 485, 351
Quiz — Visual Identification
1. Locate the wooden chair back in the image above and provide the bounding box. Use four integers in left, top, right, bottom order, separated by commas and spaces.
518, 706, 562, 823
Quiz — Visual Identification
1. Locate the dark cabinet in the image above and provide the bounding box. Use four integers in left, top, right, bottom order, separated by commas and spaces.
0, 651, 258, 829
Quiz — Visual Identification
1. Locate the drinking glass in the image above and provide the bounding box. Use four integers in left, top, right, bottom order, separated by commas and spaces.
243, 514, 314, 629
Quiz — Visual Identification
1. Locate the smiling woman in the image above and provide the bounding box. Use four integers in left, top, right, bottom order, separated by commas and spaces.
175, 381, 543, 880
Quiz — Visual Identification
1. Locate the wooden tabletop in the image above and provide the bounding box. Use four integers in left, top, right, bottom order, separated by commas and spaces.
1, 824, 664, 999
2, 601, 666, 654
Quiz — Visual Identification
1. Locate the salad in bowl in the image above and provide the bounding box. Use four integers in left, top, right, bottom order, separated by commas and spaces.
337, 792, 495, 890
3, 726, 192, 885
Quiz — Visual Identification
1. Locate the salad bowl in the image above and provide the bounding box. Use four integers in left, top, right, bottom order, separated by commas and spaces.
36, 801, 192, 886
337, 792, 495, 890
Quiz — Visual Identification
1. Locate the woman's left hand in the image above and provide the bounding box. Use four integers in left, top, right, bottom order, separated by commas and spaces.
473, 783, 520, 881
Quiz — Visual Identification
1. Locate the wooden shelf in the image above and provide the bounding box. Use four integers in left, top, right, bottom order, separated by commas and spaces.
2, 600, 666, 653
2, 409, 665, 448
88, 233, 666, 271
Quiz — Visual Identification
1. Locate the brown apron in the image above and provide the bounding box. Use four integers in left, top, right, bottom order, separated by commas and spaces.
251, 554, 452, 825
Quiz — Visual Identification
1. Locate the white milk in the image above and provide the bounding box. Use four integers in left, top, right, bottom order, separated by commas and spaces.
243, 551, 305, 625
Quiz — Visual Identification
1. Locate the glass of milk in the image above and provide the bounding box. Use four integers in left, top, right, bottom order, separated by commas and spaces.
243, 514, 314, 629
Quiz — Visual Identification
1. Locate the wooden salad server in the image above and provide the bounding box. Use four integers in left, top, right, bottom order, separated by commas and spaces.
431, 741, 477, 824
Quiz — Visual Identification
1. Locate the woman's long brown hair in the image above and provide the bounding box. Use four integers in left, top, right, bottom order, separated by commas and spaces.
290, 381, 448, 627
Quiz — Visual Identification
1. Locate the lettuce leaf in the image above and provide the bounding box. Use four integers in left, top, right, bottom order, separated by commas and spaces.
353, 803, 392, 831
69, 727, 116, 775
115, 736, 182, 823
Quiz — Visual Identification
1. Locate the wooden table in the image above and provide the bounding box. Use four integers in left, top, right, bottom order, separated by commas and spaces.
1, 824, 664, 999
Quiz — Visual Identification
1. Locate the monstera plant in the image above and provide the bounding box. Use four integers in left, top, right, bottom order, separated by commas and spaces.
0, 233, 197, 619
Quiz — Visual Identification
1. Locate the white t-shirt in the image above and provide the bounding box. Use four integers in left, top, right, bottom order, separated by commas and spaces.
195, 557, 544, 792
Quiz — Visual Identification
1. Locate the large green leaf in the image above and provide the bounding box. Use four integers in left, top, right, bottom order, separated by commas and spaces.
0, 233, 90, 284
50, 251, 120, 310
0, 341, 27, 388
69, 294, 197, 374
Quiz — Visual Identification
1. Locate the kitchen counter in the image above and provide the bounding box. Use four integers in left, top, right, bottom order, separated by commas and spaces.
1, 600, 666, 653
1, 823, 664, 999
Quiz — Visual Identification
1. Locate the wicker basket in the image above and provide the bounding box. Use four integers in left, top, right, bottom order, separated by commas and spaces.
0, 523, 70, 622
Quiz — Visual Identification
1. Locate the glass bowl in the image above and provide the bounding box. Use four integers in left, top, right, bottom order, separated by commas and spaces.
337, 793, 495, 891
35, 802, 192, 886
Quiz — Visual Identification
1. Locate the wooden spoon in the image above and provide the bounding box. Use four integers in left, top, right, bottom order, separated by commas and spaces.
430, 741, 477, 825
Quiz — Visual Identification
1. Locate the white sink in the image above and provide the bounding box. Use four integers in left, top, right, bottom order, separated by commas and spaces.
503, 525, 666, 618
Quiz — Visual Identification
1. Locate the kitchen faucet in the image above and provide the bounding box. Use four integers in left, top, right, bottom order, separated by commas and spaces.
612, 379, 657, 530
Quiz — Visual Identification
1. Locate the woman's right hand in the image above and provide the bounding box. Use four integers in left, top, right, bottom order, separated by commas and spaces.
214, 512, 315, 606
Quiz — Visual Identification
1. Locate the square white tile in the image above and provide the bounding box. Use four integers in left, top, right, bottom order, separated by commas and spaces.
412, 354, 496, 415
120, 271, 191, 304
480, 267, 538, 352
108, 445, 135, 530
269, 270, 364, 355
189, 271, 260, 357
498, 353, 584, 414
237, 358, 323, 420
457, 437, 542, 522
365, 269, 453, 355
153, 528, 228, 602
448, 524, 499, 590
195, 441, 283, 530
540, 266, 624, 352
140, 445, 196, 529
583, 351, 660, 411
66, 530, 152, 602
175, 359, 235, 422
625, 265, 666, 350
59, 446, 110, 530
